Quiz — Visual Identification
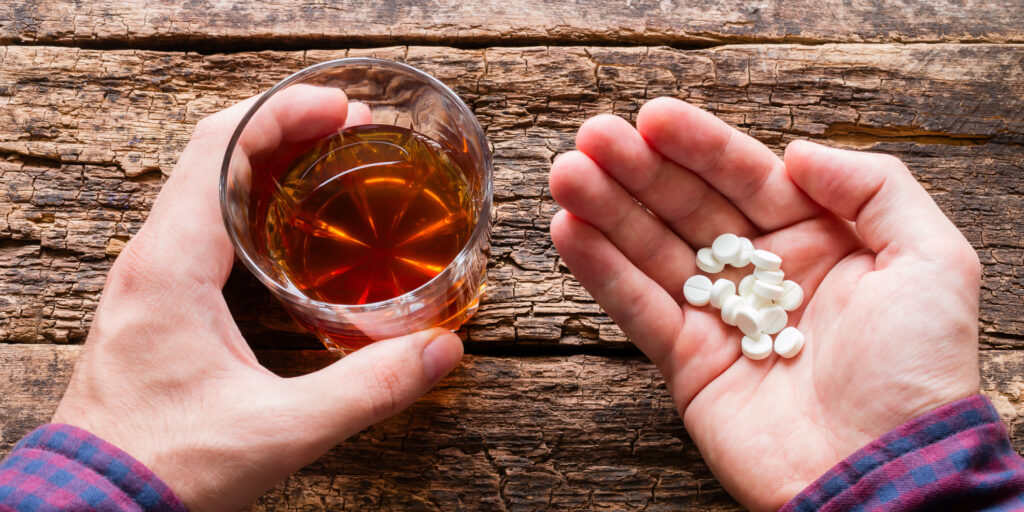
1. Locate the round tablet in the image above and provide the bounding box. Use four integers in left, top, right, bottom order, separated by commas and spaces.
733, 237, 754, 267
683, 275, 714, 306
709, 279, 736, 309
759, 306, 788, 334
753, 267, 784, 285
778, 280, 804, 311
753, 280, 785, 301
774, 327, 805, 358
748, 294, 774, 310
738, 275, 755, 297
734, 305, 761, 337
720, 295, 744, 326
750, 249, 782, 271
696, 247, 725, 274
742, 333, 773, 360
711, 234, 741, 264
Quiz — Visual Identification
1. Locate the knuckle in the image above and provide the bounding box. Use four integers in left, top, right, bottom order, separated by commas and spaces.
952, 243, 982, 280
103, 230, 181, 300
877, 153, 909, 174
364, 366, 405, 419
926, 236, 981, 284
733, 160, 775, 201
191, 114, 224, 143
634, 228, 668, 269
105, 237, 156, 298
619, 276, 654, 320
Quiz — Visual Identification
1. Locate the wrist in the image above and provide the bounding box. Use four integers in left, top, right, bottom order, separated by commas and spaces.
8, 423, 187, 512
781, 394, 1005, 511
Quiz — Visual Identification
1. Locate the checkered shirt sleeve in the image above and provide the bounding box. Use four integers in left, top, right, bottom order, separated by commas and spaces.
0, 424, 185, 512
782, 394, 1024, 511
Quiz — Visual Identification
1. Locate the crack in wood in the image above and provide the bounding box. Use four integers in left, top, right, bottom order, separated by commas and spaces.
823, 122, 997, 147
2, 44, 1022, 352
3, 0, 1024, 54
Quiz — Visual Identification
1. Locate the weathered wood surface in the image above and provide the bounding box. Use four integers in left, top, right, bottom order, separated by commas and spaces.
2, 3, 1023, 509
1, 44, 1022, 349
0, 345, 732, 511
3, 344, 1024, 511
3, 1, 1024, 49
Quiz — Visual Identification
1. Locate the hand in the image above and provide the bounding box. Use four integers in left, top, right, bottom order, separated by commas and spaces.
52, 86, 464, 512
549, 97, 980, 511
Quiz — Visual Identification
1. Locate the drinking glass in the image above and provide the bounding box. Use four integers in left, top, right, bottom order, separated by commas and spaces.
220, 58, 492, 354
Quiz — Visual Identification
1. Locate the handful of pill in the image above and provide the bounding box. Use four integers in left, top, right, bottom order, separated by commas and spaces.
684, 233, 806, 360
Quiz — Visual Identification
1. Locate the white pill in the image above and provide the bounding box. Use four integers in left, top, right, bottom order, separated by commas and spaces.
738, 275, 755, 297
748, 294, 774, 310
753, 280, 785, 301
709, 279, 736, 309
732, 237, 754, 267
696, 247, 725, 274
683, 275, 713, 306
759, 305, 788, 334
774, 327, 805, 358
742, 333, 773, 360
720, 295, 744, 326
753, 267, 784, 284
750, 249, 782, 271
711, 234, 741, 265
778, 280, 804, 311
734, 305, 761, 337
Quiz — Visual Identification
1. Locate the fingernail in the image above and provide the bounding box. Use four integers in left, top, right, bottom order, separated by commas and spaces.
421, 330, 463, 383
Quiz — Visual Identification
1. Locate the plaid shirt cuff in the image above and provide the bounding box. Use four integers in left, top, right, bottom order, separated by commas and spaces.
0, 424, 185, 512
782, 394, 1024, 511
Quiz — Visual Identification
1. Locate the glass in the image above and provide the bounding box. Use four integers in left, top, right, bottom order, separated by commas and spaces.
220, 58, 492, 355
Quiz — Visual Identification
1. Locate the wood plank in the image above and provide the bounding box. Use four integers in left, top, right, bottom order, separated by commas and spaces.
981, 350, 1024, 453
0, 44, 1022, 349
2, 1, 1023, 48
0, 344, 738, 511
3, 344, 1024, 510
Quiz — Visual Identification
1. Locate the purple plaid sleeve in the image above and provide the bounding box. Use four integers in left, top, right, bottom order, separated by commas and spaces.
782, 394, 1024, 511
0, 424, 185, 512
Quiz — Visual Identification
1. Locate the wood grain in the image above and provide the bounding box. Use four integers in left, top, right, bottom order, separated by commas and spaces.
1, 44, 1021, 349
2, 344, 1024, 511
0, 345, 736, 511
3, 1, 1023, 49
2, 4, 1022, 509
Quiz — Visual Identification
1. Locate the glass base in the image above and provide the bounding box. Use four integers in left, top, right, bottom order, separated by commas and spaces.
311, 282, 485, 355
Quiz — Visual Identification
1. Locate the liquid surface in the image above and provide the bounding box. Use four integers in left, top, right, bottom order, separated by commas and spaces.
262, 124, 474, 305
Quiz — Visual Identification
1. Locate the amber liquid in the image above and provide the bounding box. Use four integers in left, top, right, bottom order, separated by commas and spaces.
252, 125, 481, 350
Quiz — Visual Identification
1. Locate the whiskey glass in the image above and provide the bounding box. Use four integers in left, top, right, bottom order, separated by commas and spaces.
220, 58, 492, 354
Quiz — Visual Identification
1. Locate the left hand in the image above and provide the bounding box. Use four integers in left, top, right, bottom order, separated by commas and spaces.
53, 85, 465, 512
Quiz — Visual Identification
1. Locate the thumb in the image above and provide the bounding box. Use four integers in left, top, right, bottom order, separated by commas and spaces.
783, 140, 968, 264
287, 329, 463, 441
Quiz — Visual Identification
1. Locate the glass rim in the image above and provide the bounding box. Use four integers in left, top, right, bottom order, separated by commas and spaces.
219, 57, 494, 312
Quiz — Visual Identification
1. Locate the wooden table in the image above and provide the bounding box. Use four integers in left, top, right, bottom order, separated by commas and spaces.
2, 2, 1023, 510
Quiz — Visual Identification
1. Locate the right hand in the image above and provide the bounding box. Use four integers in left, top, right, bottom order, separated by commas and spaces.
549, 97, 981, 510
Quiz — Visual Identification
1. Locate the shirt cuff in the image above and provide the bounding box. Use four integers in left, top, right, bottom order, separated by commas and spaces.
0, 423, 186, 512
781, 394, 1024, 511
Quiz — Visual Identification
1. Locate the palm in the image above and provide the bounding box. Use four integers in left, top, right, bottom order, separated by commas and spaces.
550, 98, 980, 511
